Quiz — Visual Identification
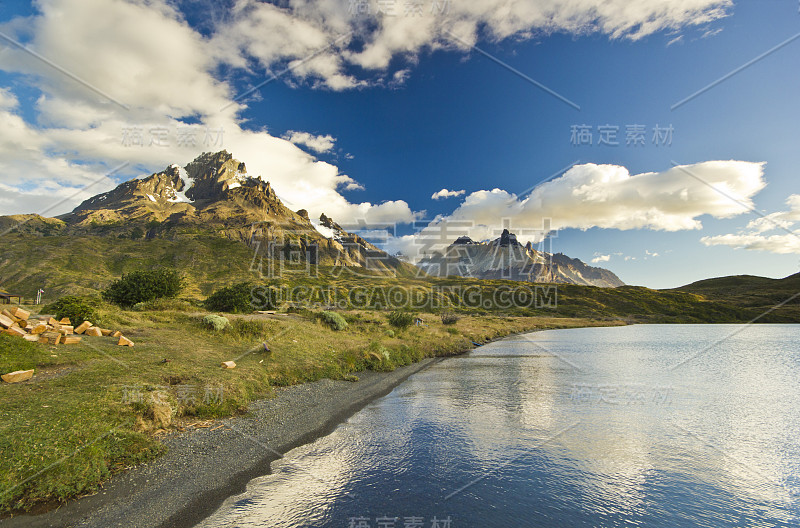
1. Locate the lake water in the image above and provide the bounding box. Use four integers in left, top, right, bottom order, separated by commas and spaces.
196, 324, 800, 527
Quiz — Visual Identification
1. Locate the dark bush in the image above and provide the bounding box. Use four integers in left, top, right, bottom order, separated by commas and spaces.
42, 296, 100, 324
205, 282, 258, 313
387, 310, 415, 329
103, 269, 183, 307
440, 311, 460, 325
319, 311, 347, 331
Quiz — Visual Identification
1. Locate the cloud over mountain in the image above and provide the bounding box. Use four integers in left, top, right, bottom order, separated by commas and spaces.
0, 0, 732, 223
382, 160, 766, 261
437, 161, 765, 239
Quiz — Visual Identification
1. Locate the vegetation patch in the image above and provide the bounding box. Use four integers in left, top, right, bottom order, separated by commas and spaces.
319, 311, 348, 331
103, 269, 183, 307
41, 295, 100, 324
205, 282, 257, 313
387, 310, 416, 329
202, 314, 230, 331
440, 311, 460, 325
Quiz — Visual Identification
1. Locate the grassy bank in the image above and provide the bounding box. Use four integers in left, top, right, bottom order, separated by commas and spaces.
0, 303, 613, 513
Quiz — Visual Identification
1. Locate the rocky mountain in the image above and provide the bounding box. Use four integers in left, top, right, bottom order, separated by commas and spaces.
2, 151, 414, 276
3, 150, 625, 285
417, 229, 625, 287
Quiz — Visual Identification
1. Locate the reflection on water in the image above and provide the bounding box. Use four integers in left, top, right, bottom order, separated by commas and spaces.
196, 324, 800, 527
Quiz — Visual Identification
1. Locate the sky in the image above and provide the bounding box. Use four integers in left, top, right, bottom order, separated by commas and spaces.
0, 0, 798, 288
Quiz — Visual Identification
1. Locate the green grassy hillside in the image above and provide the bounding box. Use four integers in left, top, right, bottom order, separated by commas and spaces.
2, 234, 796, 322
671, 273, 800, 321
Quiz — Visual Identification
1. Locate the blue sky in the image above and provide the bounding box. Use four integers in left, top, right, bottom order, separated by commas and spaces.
0, 0, 798, 288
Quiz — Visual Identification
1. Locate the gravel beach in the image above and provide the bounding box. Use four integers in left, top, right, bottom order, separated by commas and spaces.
1, 358, 441, 528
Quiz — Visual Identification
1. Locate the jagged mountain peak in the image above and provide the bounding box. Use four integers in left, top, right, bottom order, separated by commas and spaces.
319, 213, 345, 233
452, 235, 476, 245
491, 228, 521, 247
420, 231, 625, 287
67, 150, 284, 221
11, 150, 417, 276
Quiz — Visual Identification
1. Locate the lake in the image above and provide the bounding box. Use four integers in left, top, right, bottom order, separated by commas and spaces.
196, 324, 800, 527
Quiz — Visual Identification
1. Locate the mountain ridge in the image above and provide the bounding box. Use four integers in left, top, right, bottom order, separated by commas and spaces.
417, 228, 625, 288
7, 150, 414, 276
1, 150, 625, 286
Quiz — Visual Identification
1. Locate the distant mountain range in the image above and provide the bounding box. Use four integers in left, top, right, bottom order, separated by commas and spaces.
0, 150, 623, 287
417, 229, 625, 288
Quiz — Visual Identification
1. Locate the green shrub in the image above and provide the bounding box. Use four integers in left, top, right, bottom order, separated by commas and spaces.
42, 296, 100, 324
365, 342, 394, 371
103, 269, 183, 307
205, 282, 257, 313
440, 311, 460, 325
342, 312, 362, 323
202, 314, 229, 331
319, 311, 348, 331
387, 310, 415, 329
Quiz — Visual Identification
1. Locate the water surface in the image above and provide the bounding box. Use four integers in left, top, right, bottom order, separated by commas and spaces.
197, 324, 800, 527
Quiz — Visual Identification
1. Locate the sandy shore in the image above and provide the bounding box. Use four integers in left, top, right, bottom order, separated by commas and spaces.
1, 358, 442, 528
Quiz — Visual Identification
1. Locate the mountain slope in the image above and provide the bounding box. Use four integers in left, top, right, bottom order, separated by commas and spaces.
417, 229, 624, 287
3, 150, 415, 277
1, 150, 628, 288
670, 272, 800, 318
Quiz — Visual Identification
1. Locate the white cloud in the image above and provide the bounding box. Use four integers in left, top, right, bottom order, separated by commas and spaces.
0, 0, 418, 226
702, 27, 724, 38
667, 34, 684, 46
282, 130, 336, 153
342, 181, 365, 191
0, 0, 735, 225
205, 0, 731, 90
431, 188, 466, 200
443, 160, 765, 234
700, 194, 800, 254
389, 160, 765, 261
591, 254, 611, 263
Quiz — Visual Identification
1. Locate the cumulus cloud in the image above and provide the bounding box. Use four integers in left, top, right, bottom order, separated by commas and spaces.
0, 0, 734, 224
204, 0, 731, 87
431, 188, 466, 200
591, 254, 611, 263
0, 0, 416, 225
700, 194, 800, 254
388, 161, 765, 261
443, 161, 764, 236
282, 130, 336, 153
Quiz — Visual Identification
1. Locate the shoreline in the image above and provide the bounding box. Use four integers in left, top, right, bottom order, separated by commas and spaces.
1, 321, 618, 528
1, 357, 445, 528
